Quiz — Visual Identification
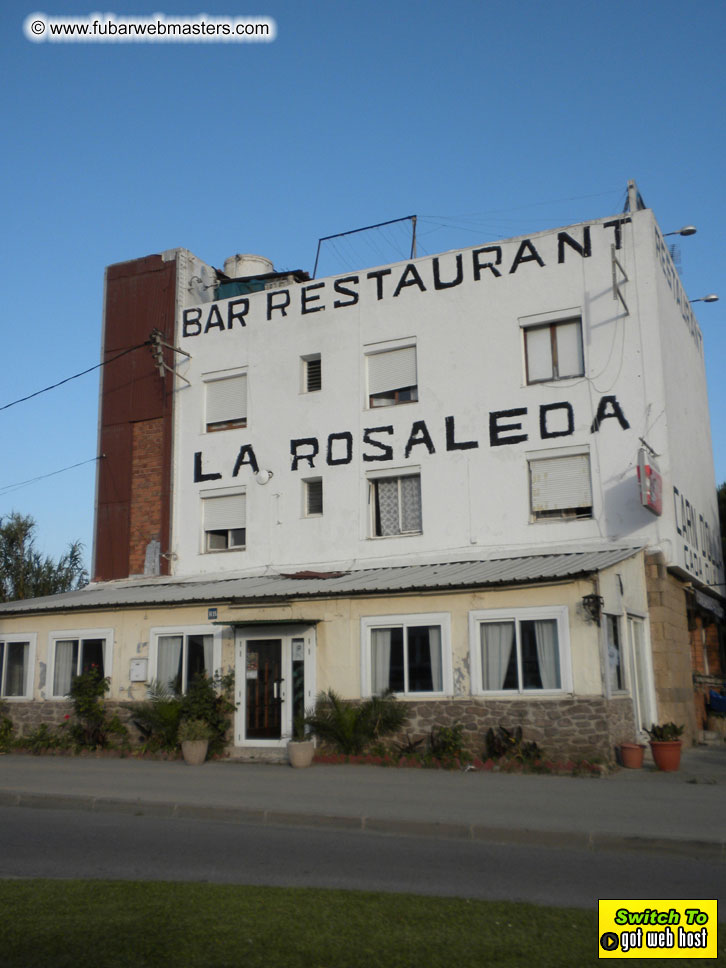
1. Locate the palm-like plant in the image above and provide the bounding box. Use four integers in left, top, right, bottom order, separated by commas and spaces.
305, 689, 408, 755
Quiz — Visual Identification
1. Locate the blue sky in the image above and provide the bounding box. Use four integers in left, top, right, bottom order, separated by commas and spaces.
2, 0, 724, 565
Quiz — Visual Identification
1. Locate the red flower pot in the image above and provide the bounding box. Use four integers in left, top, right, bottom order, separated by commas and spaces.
649, 740, 682, 772
620, 743, 646, 769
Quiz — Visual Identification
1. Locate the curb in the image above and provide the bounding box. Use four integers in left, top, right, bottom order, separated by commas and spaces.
1, 788, 724, 860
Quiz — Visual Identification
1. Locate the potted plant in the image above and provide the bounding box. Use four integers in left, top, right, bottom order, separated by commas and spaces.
178, 718, 212, 765
646, 722, 685, 772
619, 742, 646, 769
287, 711, 315, 768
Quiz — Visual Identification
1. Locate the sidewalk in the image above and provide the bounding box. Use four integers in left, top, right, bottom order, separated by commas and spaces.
1, 746, 725, 857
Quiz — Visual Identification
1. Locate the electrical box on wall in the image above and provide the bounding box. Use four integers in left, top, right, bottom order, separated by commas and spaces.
129, 658, 148, 682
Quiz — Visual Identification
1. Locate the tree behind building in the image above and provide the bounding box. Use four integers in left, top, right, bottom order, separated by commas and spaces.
0, 512, 88, 602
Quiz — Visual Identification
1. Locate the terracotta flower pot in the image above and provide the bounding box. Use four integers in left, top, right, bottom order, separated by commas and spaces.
181, 739, 208, 765
649, 740, 682, 772
619, 742, 646, 768
287, 739, 315, 768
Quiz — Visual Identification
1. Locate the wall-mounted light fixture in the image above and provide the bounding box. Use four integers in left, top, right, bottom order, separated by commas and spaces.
255, 470, 274, 485
689, 294, 719, 304
581, 593, 604, 626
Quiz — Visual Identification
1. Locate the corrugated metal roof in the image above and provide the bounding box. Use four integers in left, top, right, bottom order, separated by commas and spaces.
0, 548, 642, 616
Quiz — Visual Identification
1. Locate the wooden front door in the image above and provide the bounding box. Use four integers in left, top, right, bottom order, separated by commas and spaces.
245, 639, 283, 740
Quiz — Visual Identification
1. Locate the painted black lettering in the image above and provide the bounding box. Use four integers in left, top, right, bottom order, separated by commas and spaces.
509, 239, 545, 274
603, 217, 631, 251
540, 402, 574, 439
489, 408, 528, 446
232, 444, 259, 476
590, 395, 630, 432
432, 254, 464, 290
393, 264, 427, 297
204, 304, 225, 334
290, 437, 319, 471
267, 289, 291, 319
472, 246, 502, 280
445, 415, 478, 451
367, 268, 392, 300
301, 282, 325, 315
673, 486, 682, 534
557, 227, 592, 263
404, 420, 435, 458
362, 426, 394, 462
333, 276, 360, 308
227, 298, 249, 329
194, 451, 222, 482
182, 307, 202, 338
326, 432, 353, 466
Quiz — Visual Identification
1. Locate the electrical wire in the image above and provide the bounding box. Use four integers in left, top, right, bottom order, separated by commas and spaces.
0, 455, 103, 496
0, 340, 150, 413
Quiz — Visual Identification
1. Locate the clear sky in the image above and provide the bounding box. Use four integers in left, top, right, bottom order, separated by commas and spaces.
2, 0, 724, 567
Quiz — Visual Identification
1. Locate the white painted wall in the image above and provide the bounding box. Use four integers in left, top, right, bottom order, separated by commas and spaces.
167, 211, 723, 588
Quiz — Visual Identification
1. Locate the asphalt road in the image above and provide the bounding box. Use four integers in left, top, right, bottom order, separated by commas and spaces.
2, 805, 723, 908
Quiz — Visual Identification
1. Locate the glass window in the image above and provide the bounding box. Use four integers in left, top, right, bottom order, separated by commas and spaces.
371, 474, 422, 536
49, 632, 111, 698
203, 492, 246, 551
471, 608, 569, 695
156, 633, 214, 693
529, 453, 592, 520
368, 622, 445, 695
0, 640, 29, 698
367, 345, 418, 407
205, 373, 247, 431
524, 318, 584, 383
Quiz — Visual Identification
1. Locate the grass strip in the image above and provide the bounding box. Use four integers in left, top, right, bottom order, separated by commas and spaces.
0, 880, 722, 968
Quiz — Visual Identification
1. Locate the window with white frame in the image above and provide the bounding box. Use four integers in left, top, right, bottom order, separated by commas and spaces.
367, 344, 418, 407
203, 490, 246, 551
49, 631, 112, 698
0, 637, 33, 698
304, 478, 323, 516
469, 607, 571, 694
362, 614, 450, 696
529, 452, 592, 520
370, 473, 422, 537
302, 355, 321, 393
605, 614, 625, 692
523, 317, 584, 384
205, 372, 247, 432
151, 627, 221, 693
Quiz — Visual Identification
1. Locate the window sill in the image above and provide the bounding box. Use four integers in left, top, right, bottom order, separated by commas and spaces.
368, 531, 422, 540
472, 691, 570, 699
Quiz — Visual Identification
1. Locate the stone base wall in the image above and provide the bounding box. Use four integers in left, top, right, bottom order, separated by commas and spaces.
2, 701, 143, 741
402, 695, 636, 762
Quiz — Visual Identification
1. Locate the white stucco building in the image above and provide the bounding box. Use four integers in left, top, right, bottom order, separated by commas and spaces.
1, 181, 723, 759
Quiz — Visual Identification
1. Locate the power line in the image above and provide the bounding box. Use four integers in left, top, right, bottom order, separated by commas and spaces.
0, 340, 150, 414
0, 455, 103, 496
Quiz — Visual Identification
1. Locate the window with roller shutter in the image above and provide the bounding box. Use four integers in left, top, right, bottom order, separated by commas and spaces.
203, 491, 246, 551
366, 345, 418, 408
529, 453, 592, 520
205, 372, 247, 431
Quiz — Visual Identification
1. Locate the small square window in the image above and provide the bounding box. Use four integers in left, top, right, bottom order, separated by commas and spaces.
205, 373, 247, 432
370, 474, 422, 536
156, 633, 214, 693
203, 492, 246, 552
524, 318, 583, 384
367, 345, 418, 408
303, 356, 322, 392
529, 453, 592, 520
304, 478, 323, 516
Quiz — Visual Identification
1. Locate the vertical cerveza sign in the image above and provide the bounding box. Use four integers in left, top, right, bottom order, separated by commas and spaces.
637, 448, 662, 516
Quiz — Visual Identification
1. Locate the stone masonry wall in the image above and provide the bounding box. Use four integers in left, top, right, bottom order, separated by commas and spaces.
645, 551, 698, 744
3, 701, 143, 742
402, 696, 636, 762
